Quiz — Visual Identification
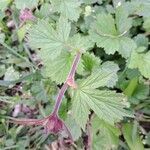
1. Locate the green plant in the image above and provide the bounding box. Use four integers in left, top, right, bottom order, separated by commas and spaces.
0, 0, 150, 149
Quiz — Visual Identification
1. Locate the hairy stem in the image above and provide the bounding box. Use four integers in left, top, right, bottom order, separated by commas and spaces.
68, 51, 81, 79
52, 82, 68, 115
52, 52, 81, 115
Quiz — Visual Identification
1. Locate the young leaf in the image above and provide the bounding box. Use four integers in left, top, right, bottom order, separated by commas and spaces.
50, 0, 82, 21
28, 18, 71, 59
128, 49, 150, 79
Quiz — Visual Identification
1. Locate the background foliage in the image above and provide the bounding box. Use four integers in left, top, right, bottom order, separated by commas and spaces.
0, 0, 150, 149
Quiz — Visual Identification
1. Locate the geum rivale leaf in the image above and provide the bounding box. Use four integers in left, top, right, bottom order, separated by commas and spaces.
128, 48, 150, 79
89, 8, 136, 58
50, 0, 82, 21
28, 17, 71, 60
71, 62, 133, 129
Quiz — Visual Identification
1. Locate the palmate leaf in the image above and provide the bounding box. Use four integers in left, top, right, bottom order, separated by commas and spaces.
50, 0, 82, 21
28, 17, 93, 83
71, 62, 132, 129
128, 48, 150, 79
28, 18, 92, 83
90, 10, 136, 58
72, 88, 131, 129
28, 17, 71, 60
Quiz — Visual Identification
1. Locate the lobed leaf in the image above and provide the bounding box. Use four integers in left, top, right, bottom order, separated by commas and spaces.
80, 61, 119, 89
28, 18, 71, 60
128, 49, 150, 79
90, 12, 136, 58
71, 87, 132, 129
50, 0, 82, 21
15, 0, 39, 9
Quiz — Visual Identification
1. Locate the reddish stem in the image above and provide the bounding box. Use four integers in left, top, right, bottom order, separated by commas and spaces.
52, 52, 81, 115
67, 51, 81, 79
52, 82, 68, 115
11, 51, 82, 139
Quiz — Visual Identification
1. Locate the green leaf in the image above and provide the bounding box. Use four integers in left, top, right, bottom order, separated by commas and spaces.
83, 0, 102, 4
130, 0, 150, 17
68, 34, 93, 52
83, 90, 130, 124
124, 77, 138, 97
133, 84, 149, 100
134, 34, 149, 48
14, 0, 39, 9
115, 6, 132, 34
122, 123, 144, 150
35, 3, 52, 18
128, 49, 150, 79
28, 17, 71, 59
0, 0, 11, 11
143, 17, 150, 32
65, 115, 82, 141
71, 61, 132, 129
42, 52, 73, 84
80, 61, 119, 88
82, 52, 101, 73
92, 117, 120, 150
50, 0, 82, 21
17, 23, 31, 42
0, 33, 5, 42
90, 13, 136, 58
71, 87, 90, 129
71, 87, 131, 129
4, 66, 19, 82
31, 81, 48, 102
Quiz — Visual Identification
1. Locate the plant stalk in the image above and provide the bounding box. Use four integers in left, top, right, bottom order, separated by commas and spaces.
52, 51, 81, 115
